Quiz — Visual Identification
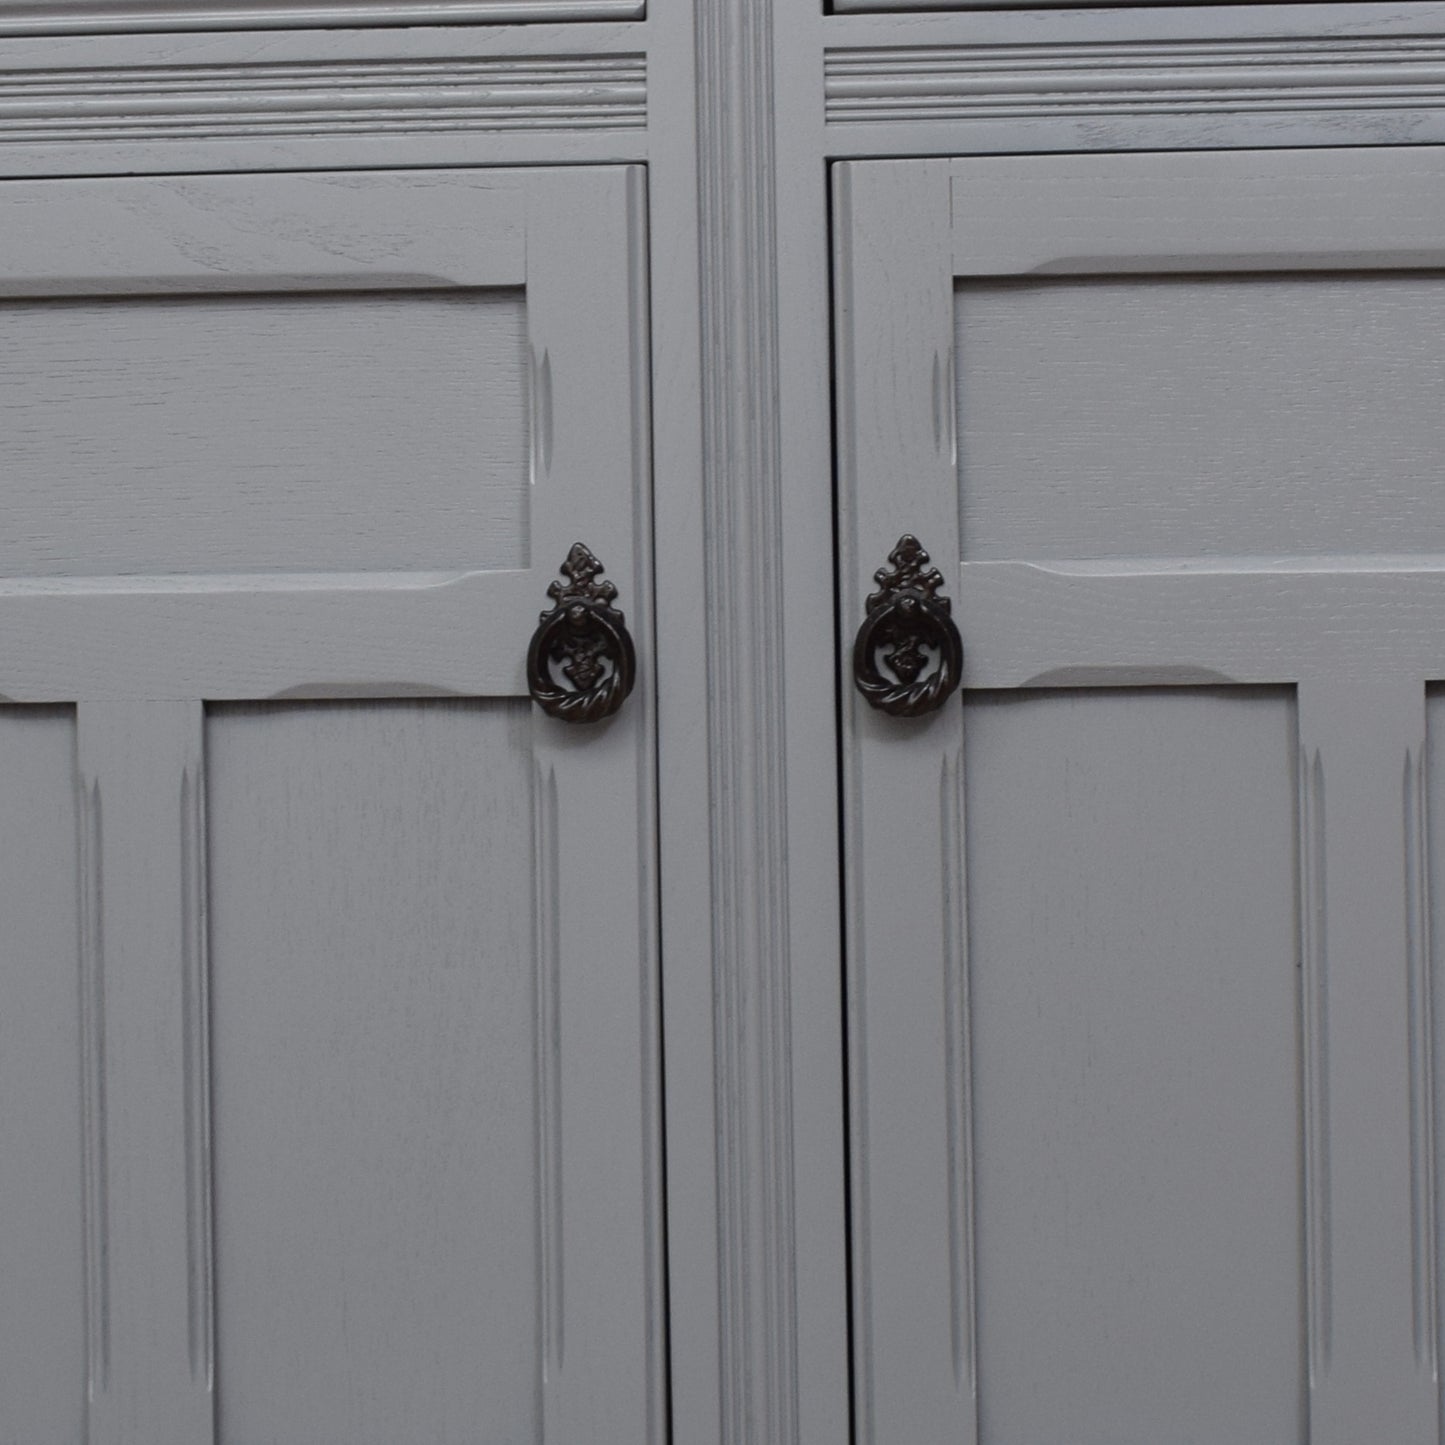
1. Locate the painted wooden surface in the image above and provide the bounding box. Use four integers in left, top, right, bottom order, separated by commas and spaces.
4, 10, 1443, 1445
837, 150, 1445, 1445
955, 273, 1445, 562
0, 0, 643, 36
207, 700, 540, 1444
0, 708, 85, 1445
76, 701, 215, 1445
834, 0, 1286, 9
823, 7, 1445, 157
1, 289, 528, 576
965, 688, 1304, 1444
0, 164, 660, 1445
0, 25, 650, 176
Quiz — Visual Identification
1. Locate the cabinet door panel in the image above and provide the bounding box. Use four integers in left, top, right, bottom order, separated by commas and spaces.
965, 687, 1302, 1445
1, 288, 528, 576
207, 699, 538, 1445
0, 165, 660, 1445
955, 273, 1445, 563
836, 149, 1445, 1445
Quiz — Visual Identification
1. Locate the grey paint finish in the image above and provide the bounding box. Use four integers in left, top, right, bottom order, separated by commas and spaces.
208, 700, 538, 1445
0, 164, 659, 1445
837, 151, 1444, 1445
0, 0, 644, 36
955, 273, 1445, 563
966, 687, 1304, 1445
5, 13, 1444, 1445
0, 289, 528, 576
0, 708, 84, 1445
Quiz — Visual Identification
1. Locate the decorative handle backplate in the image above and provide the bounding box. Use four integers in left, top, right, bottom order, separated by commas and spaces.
527, 543, 636, 724
852, 534, 963, 718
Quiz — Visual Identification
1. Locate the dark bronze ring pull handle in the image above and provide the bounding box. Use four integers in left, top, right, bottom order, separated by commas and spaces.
527, 543, 637, 724
852, 534, 963, 718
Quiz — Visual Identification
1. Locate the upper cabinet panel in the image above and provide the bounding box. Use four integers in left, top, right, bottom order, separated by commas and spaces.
0, 0, 640, 35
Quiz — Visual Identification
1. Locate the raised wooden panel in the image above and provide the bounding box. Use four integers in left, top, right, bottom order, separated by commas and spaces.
0, 289, 528, 577
954, 273, 1445, 563
0, 707, 83, 1445
964, 687, 1304, 1445
207, 699, 538, 1444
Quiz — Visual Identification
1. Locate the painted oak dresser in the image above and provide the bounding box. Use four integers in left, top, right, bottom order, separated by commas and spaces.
1, 0, 1443, 1442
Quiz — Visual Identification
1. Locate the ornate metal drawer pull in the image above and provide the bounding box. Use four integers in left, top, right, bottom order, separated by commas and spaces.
528, 543, 636, 724
852, 534, 963, 718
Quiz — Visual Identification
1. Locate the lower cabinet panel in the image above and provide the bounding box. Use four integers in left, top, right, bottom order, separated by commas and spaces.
963, 687, 1304, 1445
207, 700, 537, 1445
0, 708, 84, 1445
847, 685, 1308, 1445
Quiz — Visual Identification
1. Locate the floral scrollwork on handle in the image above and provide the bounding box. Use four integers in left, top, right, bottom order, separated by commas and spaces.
852, 534, 963, 718
527, 543, 637, 724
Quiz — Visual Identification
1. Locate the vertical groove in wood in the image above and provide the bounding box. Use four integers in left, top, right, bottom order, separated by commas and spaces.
1404, 745, 1438, 1376
539, 348, 554, 480
940, 750, 975, 1397
931, 351, 944, 457
849, 730, 875, 1445
179, 762, 215, 1392
1301, 744, 1333, 1383
77, 771, 110, 1404
943, 344, 957, 473
696, 0, 800, 1438
534, 759, 564, 1381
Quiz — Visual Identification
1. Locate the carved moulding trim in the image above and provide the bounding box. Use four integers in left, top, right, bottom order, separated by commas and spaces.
0, 53, 646, 142
0, 0, 640, 36
694, 0, 802, 1437
826, 36, 1445, 123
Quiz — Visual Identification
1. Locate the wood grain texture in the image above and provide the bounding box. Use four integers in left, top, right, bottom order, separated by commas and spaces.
965, 688, 1304, 1445
0, 289, 528, 576
0, 170, 528, 296
0, 708, 84, 1445
953, 273, 1445, 562
0, 0, 641, 35
208, 700, 540, 1445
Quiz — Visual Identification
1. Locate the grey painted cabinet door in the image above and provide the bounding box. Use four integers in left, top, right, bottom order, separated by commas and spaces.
835, 149, 1445, 1445
0, 166, 664, 1445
